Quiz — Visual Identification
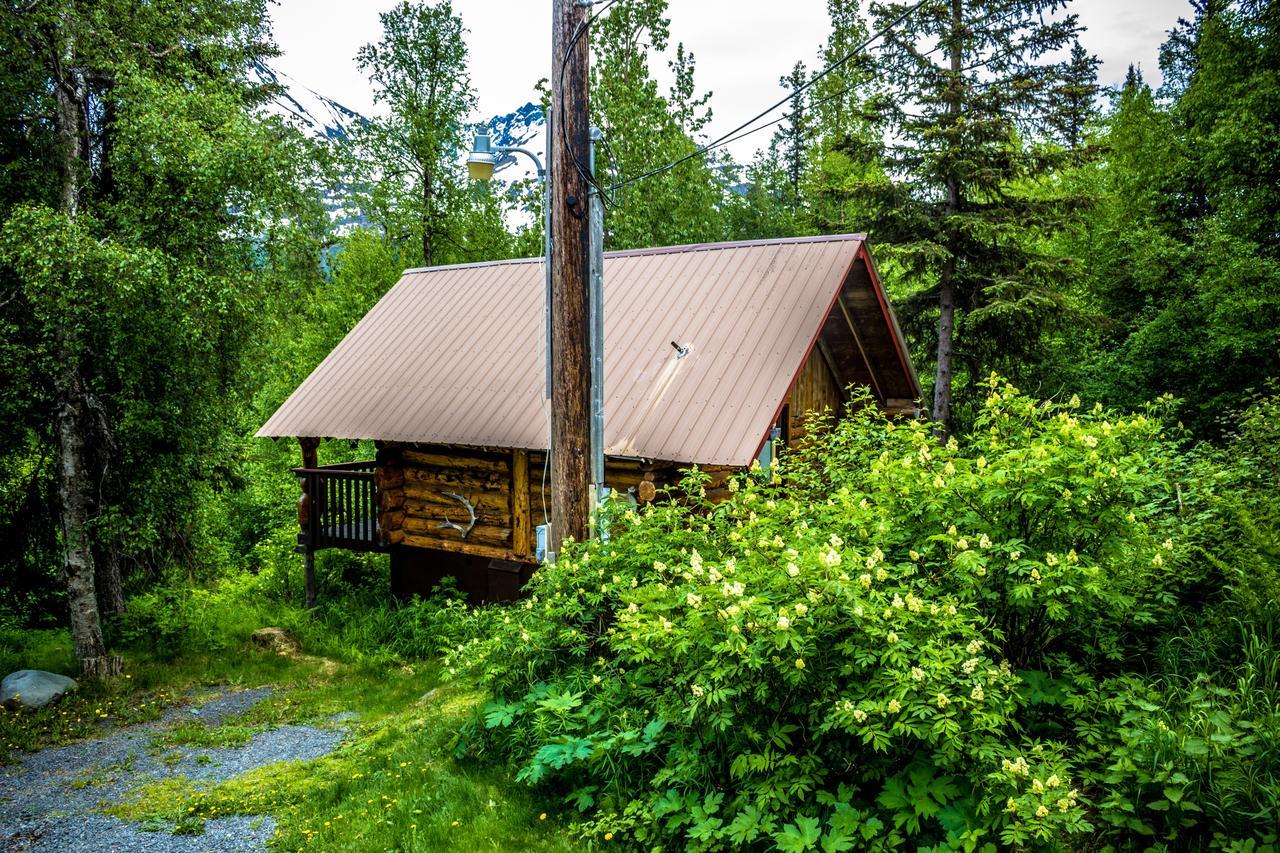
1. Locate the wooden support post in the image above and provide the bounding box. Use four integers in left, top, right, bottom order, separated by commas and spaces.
298, 437, 320, 608
512, 449, 531, 559
549, 0, 593, 559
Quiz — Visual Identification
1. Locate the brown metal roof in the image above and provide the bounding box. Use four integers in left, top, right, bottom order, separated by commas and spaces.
258, 234, 918, 466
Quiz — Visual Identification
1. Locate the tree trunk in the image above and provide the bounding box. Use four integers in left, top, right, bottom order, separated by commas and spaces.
55, 362, 118, 677
933, 0, 964, 441
94, 542, 125, 616
51, 15, 119, 678
422, 166, 433, 266
933, 258, 956, 438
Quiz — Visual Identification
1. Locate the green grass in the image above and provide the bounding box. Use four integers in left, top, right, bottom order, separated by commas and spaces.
1, 629, 582, 850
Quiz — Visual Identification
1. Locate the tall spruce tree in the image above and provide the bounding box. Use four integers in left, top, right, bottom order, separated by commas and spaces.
863, 0, 1085, 436
1052, 39, 1102, 150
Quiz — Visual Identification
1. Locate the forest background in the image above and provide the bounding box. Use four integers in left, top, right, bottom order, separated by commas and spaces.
0, 0, 1277, 847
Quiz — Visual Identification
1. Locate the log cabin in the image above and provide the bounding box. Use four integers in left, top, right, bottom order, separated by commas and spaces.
258, 234, 921, 602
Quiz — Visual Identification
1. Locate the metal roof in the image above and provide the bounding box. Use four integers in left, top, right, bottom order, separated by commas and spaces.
258, 234, 918, 466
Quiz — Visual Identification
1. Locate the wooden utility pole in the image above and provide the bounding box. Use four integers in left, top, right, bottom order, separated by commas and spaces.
548, 0, 593, 558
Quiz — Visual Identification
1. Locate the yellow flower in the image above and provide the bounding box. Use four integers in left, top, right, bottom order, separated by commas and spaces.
887, 699, 902, 713
886, 631, 899, 645
795, 658, 805, 670
935, 692, 950, 709
955, 539, 969, 551
539, 813, 547, 821
604, 832, 614, 841
909, 549, 921, 561
1035, 805, 1050, 818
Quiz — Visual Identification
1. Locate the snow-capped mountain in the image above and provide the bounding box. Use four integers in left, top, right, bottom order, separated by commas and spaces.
252, 61, 367, 143
252, 62, 547, 230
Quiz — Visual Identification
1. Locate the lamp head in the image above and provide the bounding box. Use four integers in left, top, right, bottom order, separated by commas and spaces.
466, 131, 498, 181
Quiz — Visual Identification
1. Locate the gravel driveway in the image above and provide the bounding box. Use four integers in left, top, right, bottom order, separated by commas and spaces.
0, 688, 348, 852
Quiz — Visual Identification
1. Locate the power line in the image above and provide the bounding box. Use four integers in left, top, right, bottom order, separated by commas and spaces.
608, 0, 934, 193
558, 0, 617, 206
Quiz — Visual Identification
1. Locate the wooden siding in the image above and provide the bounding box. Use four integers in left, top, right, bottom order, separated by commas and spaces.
376, 442, 729, 563
788, 347, 844, 443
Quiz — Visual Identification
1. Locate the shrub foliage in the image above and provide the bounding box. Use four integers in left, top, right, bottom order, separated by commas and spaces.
445, 380, 1275, 849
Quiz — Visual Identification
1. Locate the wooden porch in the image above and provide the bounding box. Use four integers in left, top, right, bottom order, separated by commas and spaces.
294, 461, 387, 553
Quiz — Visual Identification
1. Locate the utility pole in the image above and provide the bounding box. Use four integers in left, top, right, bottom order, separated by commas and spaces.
548, 0, 593, 559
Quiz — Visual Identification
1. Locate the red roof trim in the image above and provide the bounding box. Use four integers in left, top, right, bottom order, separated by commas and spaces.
749, 245, 866, 462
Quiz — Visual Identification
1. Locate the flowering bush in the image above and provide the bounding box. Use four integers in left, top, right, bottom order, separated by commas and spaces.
445, 380, 1208, 849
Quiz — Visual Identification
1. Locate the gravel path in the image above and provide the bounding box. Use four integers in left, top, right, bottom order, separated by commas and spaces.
0, 687, 349, 852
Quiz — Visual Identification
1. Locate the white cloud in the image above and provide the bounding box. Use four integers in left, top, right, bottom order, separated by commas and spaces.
267, 0, 1189, 161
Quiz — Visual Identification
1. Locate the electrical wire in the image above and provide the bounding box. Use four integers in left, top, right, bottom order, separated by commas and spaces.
608, 0, 934, 193
557, 0, 617, 207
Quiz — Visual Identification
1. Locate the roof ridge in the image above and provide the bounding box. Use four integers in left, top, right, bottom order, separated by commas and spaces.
400, 233, 868, 275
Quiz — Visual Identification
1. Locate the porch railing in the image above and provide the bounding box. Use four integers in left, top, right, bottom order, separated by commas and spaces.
295, 461, 385, 552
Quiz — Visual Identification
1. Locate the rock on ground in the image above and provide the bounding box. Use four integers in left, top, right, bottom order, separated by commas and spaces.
249, 628, 301, 657
1, 671, 77, 711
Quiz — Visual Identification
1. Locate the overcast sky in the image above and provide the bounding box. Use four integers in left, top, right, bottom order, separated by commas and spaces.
268, 0, 1190, 160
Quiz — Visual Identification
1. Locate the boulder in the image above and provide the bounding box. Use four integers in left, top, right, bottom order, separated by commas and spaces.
1, 670, 78, 711
250, 627, 302, 657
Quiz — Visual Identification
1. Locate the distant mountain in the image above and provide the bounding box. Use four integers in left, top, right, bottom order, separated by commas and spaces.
252, 61, 546, 231
252, 61, 366, 143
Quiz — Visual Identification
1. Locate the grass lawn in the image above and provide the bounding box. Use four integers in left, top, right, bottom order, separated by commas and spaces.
0, 629, 581, 851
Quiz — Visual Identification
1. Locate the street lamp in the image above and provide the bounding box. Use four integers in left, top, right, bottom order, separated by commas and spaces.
467, 131, 545, 183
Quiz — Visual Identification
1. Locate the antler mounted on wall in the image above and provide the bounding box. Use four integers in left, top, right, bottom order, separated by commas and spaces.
438, 491, 477, 539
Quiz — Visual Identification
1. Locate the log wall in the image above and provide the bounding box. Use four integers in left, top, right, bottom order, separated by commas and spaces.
787, 346, 845, 443
376, 443, 725, 563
